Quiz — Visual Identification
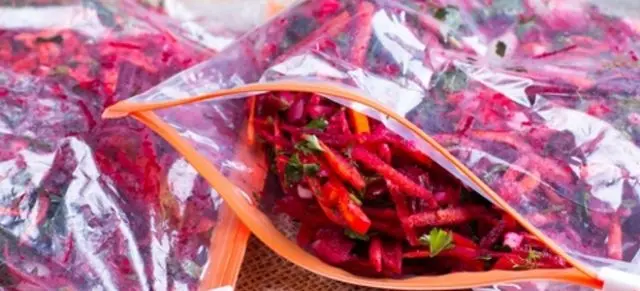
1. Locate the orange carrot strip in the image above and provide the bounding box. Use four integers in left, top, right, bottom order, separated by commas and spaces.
316, 138, 366, 190
347, 1, 374, 134
246, 96, 257, 145
349, 110, 370, 134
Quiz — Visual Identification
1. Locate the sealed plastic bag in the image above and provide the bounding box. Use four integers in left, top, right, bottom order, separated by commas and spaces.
0, 0, 257, 289
135, 0, 291, 52
105, 0, 640, 289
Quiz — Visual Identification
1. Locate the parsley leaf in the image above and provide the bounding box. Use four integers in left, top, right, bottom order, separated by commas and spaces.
496, 41, 507, 57
527, 249, 542, 261
345, 229, 370, 241
513, 248, 542, 270
302, 163, 320, 176
305, 118, 328, 131
419, 228, 455, 257
295, 135, 324, 155
285, 153, 320, 184
513, 249, 542, 270
304, 135, 323, 151
285, 154, 303, 183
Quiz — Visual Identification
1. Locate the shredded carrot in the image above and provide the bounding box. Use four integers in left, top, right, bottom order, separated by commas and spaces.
349, 110, 370, 133
246, 96, 257, 145
348, 1, 374, 134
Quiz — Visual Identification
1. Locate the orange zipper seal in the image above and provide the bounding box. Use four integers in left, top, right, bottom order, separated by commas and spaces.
198, 123, 265, 290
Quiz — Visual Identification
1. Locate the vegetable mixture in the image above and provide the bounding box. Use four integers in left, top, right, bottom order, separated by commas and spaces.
249, 0, 640, 266
252, 91, 568, 277
0, 3, 218, 289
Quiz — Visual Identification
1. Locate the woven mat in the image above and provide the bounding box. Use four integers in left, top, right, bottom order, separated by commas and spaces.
236, 236, 382, 291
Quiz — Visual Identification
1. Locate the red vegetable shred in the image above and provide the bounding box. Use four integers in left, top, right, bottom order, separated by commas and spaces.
252, 91, 568, 276
0, 1, 244, 289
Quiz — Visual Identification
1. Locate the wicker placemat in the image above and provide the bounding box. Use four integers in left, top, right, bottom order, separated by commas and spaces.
236, 236, 382, 291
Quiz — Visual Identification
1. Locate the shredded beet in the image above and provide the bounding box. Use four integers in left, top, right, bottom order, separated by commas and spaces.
254, 91, 568, 277
0, 2, 220, 289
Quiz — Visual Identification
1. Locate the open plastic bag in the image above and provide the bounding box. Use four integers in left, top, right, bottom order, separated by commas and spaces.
0, 0, 264, 289
104, 0, 640, 290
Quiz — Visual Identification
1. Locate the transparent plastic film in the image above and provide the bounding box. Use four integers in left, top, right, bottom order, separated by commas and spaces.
104, 0, 640, 289
0, 0, 260, 289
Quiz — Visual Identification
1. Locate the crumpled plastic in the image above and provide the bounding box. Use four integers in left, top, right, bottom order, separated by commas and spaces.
107, 0, 640, 289
0, 0, 261, 289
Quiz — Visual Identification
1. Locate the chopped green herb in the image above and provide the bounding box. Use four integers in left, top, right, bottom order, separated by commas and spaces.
346, 183, 365, 199
419, 228, 454, 257
346, 231, 368, 241
285, 154, 303, 183
527, 249, 542, 261
285, 153, 321, 183
305, 118, 328, 131
513, 248, 542, 270
305, 135, 323, 151
345, 229, 370, 241
295, 135, 324, 155
349, 193, 363, 205
496, 41, 507, 57
302, 163, 320, 176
